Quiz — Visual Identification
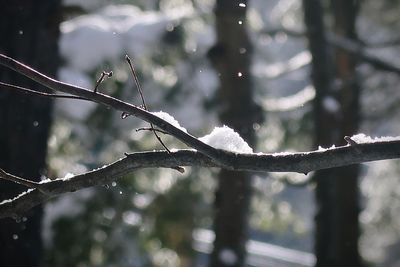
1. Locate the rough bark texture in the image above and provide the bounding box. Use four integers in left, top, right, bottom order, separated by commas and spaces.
0, 1, 60, 266
208, 1, 261, 266
303, 0, 361, 267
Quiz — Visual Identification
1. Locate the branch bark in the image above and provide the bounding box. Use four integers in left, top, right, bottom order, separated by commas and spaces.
1, 140, 400, 218
0, 54, 400, 219
0, 53, 230, 168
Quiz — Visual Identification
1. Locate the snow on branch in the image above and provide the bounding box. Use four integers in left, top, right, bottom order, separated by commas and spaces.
0, 53, 400, 218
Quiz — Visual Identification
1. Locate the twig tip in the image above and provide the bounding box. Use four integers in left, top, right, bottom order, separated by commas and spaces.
344, 136, 358, 146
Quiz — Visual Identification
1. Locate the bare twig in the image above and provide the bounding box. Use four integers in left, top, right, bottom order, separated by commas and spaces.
0, 81, 89, 101
344, 136, 358, 146
125, 55, 147, 110
125, 54, 171, 153
94, 70, 113, 93
1, 53, 400, 219
0, 53, 228, 167
136, 127, 169, 135
0, 169, 40, 189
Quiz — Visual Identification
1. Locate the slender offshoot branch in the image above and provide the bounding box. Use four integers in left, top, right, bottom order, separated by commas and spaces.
94, 71, 113, 93
0, 168, 40, 189
0, 53, 227, 168
0, 81, 89, 101
125, 54, 171, 153
136, 127, 170, 135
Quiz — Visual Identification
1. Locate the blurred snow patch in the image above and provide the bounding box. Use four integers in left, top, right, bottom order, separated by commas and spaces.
263, 85, 315, 112
151, 111, 188, 133
200, 126, 253, 153
60, 5, 192, 71
351, 133, 400, 143
253, 51, 311, 79
58, 67, 92, 88
56, 98, 96, 121
57, 67, 97, 120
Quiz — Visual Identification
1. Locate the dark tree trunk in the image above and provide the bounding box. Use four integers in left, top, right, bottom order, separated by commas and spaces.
208, 1, 261, 266
302, 1, 361, 267
329, 1, 361, 266
0, 1, 61, 266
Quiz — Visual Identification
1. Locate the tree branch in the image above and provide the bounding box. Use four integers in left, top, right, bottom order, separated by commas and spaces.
0, 140, 400, 218
0, 53, 230, 168
262, 28, 400, 75
0, 53, 400, 219
327, 33, 400, 75
0, 81, 89, 101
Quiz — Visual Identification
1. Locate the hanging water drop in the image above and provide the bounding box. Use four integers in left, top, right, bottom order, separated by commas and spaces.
121, 112, 130, 119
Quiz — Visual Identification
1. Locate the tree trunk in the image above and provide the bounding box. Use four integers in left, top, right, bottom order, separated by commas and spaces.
0, 1, 61, 266
302, 0, 361, 267
208, 1, 262, 266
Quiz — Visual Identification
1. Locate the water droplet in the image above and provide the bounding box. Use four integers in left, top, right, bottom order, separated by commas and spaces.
237, 72, 243, 77
119, 191, 123, 195
111, 181, 117, 187
121, 112, 130, 119
18, 30, 23, 35
239, 48, 246, 54
239, 3, 246, 7
12, 234, 18, 240
33, 121, 39, 127
238, 20, 243, 25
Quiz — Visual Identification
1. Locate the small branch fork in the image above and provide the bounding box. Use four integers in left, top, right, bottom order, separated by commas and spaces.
0, 53, 400, 218
124, 55, 171, 153
94, 70, 113, 93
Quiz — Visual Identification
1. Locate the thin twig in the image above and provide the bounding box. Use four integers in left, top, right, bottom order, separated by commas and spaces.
0, 168, 40, 189
0, 53, 278, 168
94, 71, 113, 93
125, 54, 171, 153
0, 81, 90, 101
136, 127, 170, 135
344, 136, 358, 146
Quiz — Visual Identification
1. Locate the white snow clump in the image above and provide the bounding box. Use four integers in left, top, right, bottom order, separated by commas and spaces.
151, 111, 188, 133
199, 125, 253, 153
351, 133, 400, 143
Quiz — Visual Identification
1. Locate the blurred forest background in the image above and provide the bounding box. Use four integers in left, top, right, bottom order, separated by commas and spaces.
0, 0, 400, 267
